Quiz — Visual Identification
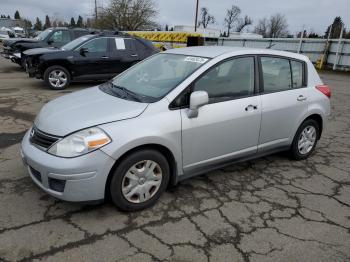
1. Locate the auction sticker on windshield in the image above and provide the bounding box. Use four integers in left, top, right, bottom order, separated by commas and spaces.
184, 56, 208, 64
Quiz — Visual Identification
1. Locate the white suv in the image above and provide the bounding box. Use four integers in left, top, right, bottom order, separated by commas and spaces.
21, 46, 331, 211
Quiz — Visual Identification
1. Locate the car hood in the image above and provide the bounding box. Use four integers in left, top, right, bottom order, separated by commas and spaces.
23, 47, 62, 56
3, 38, 39, 46
34, 86, 148, 136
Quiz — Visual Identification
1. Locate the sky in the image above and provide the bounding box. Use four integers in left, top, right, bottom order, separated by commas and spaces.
1, 0, 349, 35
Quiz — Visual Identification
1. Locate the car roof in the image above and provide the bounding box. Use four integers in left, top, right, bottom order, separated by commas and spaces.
164, 46, 308, 61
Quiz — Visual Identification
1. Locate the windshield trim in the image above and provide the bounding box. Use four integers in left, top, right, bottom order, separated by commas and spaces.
105, 53, 211, 103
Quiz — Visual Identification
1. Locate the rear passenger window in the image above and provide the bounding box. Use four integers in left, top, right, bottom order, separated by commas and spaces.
73, 30, 87, 38
261, 57, 291, 93
193, 57, 255, 102
291, 60, 304, 88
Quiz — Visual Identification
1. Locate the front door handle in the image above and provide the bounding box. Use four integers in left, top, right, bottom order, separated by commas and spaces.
245, 105, 258, 111
297, 95, 307, 101
131, 54, 138, 57
101, 56, 109, 59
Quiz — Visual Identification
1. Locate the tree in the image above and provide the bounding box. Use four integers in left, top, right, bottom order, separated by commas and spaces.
236, 15, 252, 32
165, 24, 169, 31
254, 13, 288, 38
14, 10, 20, 19
77, 15, 83, 27
7, 15, 10, 19
34, 17, 43, 31
52, 20, 58, 27
198, 7, 215, 28
96, 0, 158, 30
23, 19, 33, 30
224, 5, 241, 36
44, 15, 51, 29
325, 17, 344, 39
70, 17, 76, 27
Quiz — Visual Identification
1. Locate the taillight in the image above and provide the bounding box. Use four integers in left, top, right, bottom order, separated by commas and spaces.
316, 85, 331, 98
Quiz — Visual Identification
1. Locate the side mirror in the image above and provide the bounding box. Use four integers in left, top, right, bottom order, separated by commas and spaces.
47, 39, 53, 45
80, 47, 88, 55
187, 91, 209, 118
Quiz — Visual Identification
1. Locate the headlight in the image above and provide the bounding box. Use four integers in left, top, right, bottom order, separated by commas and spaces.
48, 127, 111, 158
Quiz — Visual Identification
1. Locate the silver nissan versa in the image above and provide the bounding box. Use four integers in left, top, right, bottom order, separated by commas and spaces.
21, 46, 331, 211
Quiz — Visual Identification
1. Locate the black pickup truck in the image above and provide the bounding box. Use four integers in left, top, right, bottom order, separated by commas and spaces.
1, 27, 90, 67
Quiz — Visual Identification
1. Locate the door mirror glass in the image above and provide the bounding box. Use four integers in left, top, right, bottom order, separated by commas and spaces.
80, 47, 88, 55
187, 91, 209, 118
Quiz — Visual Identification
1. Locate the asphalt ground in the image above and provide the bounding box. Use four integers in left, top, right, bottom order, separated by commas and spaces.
0, 56, 349, 262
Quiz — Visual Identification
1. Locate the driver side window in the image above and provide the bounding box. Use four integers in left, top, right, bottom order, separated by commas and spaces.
193, 57, 255, 103
80, 38, 108, 53
49, 30, 71, 43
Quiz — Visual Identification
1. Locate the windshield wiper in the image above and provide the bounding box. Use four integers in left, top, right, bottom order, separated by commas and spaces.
109, 83, 142, 102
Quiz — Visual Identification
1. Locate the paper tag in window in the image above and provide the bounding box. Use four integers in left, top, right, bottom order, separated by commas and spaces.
184, 57, 208, 64
115, 38, 125, 50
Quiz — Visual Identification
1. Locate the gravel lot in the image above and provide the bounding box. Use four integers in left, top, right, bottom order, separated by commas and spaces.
0, 56, 349, 262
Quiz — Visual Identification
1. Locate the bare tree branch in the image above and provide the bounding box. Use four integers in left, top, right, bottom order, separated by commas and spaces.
235, 15, 252, 32
254, 13, 288, 38
198, 7, 215, 29
224, 5, 241, 37
96, 0, 158, 30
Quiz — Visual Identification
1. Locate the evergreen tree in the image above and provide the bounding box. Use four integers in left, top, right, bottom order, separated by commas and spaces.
76, 15, 83, 27
325, 17, 344, 38
44, 15, 51, 29
34, 17, 43, 31
70, 17, 76, 27
23, 19, 33, 30
14, 10, 20, 19
165, 24, 169, 31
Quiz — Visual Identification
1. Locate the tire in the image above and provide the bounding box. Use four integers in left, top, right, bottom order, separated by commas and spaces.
290, 119, 320, 160
109, 149, 170, 211
44, 65, 71, 90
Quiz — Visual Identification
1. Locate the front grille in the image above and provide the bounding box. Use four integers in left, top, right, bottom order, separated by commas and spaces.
29, 127, 60, 149
29, 166, 42, 182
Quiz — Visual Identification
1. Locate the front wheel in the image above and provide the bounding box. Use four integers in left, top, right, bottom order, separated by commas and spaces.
290, 119, 320, 160
109, 149, 170, 211
44, 66, 71, 90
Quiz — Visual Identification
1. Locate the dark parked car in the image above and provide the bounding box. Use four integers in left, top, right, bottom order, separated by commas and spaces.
1, 27, 90, 66
24, 32, 159, 89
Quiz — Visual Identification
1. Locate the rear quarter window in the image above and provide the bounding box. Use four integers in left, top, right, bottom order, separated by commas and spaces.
291, 60, 304, 88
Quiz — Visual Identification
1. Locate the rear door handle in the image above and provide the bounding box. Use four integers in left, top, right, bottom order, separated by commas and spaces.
101, 56, 109, 59
131, 54, 138, 57
297, 95, 307, 101
245, 105, 258, 111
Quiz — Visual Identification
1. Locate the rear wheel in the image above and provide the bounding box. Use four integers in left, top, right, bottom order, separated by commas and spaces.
290, 119, 320, 160
109, 149, 170, 211
44, 66, 71, 90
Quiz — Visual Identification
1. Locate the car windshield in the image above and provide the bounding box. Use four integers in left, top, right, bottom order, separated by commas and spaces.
104, 53, 209, 102
35, 29, 52, 40
61, 35, 94, 50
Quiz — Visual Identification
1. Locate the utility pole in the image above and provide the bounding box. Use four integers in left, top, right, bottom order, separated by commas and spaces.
194, 0, 199, 32
94, 0, 98, 21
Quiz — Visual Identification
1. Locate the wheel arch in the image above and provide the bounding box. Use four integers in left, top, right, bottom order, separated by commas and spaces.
303, 113, 323, 139
104, 143, 178, 200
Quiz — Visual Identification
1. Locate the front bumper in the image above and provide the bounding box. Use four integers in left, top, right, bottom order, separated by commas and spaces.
21, 129, 115, 202
1, 47, 21, 63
